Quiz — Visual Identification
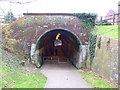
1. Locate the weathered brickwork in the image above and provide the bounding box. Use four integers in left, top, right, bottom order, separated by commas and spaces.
22, 13, 89, 68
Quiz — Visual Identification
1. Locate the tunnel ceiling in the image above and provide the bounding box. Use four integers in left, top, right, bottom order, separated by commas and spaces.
36, 29, 81, 51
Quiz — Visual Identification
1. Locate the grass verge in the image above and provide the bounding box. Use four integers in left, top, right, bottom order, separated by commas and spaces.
0, 47, 47, 88
80, 70, 118, 88
93, 25, 118, 39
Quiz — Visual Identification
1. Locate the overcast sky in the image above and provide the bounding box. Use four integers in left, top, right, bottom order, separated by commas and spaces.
0, 0, 119, 18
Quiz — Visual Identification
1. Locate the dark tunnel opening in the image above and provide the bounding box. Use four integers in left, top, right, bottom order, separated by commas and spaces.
35, 29, 81, 68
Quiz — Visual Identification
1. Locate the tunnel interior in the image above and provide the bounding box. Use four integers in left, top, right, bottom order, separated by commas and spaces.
35, 29, 81, 67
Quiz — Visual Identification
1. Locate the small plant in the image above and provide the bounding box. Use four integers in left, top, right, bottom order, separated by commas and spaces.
97, 37, 101, 49
106, 38, 110, 49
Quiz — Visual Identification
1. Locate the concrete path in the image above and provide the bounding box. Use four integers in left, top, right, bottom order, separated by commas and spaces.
41, 60, 92, 88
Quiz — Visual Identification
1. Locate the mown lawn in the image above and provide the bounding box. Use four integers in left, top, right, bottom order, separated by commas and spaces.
93, 25, 118, 39
0, 47, 47, 89
80, 70, 117, 88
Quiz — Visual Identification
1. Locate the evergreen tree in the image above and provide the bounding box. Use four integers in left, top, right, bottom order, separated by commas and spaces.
5, 11, 16, 23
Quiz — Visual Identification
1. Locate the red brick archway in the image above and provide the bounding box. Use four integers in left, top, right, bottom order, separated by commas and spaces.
34, 29, 82, 68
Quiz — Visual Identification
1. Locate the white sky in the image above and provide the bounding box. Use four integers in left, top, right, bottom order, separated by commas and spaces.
0, 0, 119, 18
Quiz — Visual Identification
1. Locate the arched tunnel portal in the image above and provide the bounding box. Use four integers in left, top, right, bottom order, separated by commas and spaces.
34, 29, 83, 69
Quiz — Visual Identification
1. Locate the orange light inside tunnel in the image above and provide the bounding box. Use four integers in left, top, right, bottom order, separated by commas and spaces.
56, 33, 61, 40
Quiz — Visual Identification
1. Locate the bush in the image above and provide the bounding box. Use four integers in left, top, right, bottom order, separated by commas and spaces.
74, 13, 97, 32
96, 20, 112, 25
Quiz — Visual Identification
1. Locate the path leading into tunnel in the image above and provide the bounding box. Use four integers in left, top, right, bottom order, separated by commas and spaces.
40, 60, 92, 88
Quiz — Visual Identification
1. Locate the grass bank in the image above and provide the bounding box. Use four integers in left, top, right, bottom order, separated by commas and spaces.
0, 47, 47, 88
93, 25, 118, 39
80, 70, 118, 88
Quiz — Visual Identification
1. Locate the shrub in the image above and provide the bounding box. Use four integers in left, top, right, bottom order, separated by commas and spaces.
74, 13, 97, 32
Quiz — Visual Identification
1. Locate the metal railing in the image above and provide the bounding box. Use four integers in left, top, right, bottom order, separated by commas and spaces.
43, 56, 69, 63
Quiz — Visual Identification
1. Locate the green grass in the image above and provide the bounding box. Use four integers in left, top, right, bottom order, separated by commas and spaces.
1, 68, 47, 88
0, 48, 47, 88
93, 25, 118, 39
80, 70, 117, 88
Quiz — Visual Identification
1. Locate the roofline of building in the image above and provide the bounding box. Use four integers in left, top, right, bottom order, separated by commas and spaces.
23, 13, 74, 16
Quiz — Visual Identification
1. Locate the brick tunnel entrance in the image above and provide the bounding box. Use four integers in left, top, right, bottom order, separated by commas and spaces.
34, 29, 82, 68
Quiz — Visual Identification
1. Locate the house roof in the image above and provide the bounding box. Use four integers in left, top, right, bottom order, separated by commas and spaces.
106, 9, 114, 16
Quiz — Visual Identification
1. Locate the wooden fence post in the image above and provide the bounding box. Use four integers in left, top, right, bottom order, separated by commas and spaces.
113, 14, 115, 25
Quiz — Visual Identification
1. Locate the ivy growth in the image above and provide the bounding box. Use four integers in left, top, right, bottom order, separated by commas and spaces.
73, 13, 97, 32
89, 33, 97, 68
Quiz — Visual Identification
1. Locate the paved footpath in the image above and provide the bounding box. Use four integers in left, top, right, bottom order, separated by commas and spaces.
41, 61, 92, 88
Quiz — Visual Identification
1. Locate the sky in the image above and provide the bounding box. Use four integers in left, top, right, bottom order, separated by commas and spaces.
0, 0, 119, 18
